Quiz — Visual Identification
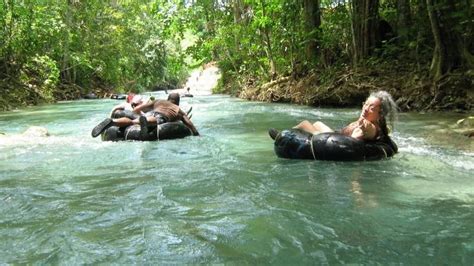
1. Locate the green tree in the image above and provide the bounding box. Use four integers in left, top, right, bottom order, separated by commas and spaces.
351, 0, 380, 65
426, 0, 474, 80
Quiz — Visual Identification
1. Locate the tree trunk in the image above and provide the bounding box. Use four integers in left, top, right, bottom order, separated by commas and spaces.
397, 0, 411, 37
61, 1, 74, 84
203, 2, 218, 61
303, 0, 321, 64
262, 29, 277, 79
232, 0, 243, 57
260, 1, 277, 79
426, 0, 473, 80
351, 0, 379, 65
232, 0, 243, 24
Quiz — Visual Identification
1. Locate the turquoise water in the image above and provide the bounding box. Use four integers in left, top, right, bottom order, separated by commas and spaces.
0, 93, 473, 264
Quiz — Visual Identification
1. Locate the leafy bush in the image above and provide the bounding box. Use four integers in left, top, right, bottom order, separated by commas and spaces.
19, 55, 59, 103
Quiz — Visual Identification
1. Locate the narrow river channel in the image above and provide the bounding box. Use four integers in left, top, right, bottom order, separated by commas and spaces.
0, 92, 472, 264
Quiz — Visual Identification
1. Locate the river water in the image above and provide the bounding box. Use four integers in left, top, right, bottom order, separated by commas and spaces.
0, 93, 473, 264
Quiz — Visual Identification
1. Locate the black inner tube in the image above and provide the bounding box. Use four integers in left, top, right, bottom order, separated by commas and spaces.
101, 110, 192, 141
274, 129, 398, 161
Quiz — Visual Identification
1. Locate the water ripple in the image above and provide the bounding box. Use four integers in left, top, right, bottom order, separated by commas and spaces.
0, 97, 473, 264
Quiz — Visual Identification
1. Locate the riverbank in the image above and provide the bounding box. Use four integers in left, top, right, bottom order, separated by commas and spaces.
2, 59, 471, 113
234, 62, 473, 113
0, 78, 116, 112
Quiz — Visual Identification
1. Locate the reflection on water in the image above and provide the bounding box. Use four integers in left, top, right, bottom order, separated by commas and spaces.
0, 93, 473, 264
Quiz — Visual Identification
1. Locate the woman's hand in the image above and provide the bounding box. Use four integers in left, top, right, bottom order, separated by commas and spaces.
352, 118, 377, 140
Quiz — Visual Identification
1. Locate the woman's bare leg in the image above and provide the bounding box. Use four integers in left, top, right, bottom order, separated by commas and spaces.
312, 121, 333, 133
294, 120, 333, 134
146, 116, 157, 126
293, 120, 318, 134
112, 117, 134, 127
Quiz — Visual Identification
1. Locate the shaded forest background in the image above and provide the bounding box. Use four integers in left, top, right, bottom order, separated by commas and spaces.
0, 0, 472, 112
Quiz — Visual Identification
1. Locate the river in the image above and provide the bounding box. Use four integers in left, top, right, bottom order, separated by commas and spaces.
0, 93, 473, 264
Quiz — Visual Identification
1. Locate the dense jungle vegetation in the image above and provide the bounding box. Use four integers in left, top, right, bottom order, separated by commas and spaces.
0, 0, 472, 111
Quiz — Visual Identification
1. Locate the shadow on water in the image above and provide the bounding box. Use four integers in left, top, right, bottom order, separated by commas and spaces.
0, 94, 472, 264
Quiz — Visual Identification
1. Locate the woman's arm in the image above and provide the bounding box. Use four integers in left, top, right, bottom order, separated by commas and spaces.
351, 127, 365, 140
133, 100, 155, 115
179, 110, 199, 136
351, 119, 377, 140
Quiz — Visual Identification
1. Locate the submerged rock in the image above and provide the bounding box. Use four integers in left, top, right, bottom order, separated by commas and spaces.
455, 116, 474, 138
22, 126, 50, 137
457, 116, 474, 127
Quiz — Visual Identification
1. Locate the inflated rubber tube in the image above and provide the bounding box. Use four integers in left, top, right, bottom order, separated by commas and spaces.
101, 122, 192, 142
111, 109, 139, 120
111, 94, 127, 100
83, 93, 97, 99
273, 129, 398, 161
101, 126, 124, 141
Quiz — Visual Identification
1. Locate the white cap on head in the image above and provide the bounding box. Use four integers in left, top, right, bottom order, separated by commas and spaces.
131, 95, 143, 104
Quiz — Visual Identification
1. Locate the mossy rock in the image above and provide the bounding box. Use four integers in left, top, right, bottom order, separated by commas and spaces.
454, 116, 474, 137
